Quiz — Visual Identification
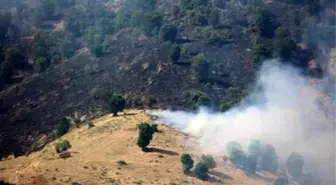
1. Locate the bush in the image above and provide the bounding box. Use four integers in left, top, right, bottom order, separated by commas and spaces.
151, 124, 158, 132
188, 90, 210, 109
55, 140, 72, 153
88, 121, 95, 129
160, 24, 178, 42
180, 153, 194, 174
194, 162, 209, 180
108, 93, 126, 116
137, 122, 155, 151
191, 53, 209, 81
57, 118, 70, 137
200, 155, 216, 169
117, 160, 127, 166
286, 152, 304, 179
85, 27, 104, 57
169, 45, 181, 62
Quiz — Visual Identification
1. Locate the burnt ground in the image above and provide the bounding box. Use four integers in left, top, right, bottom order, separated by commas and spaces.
0, 28, 252, 157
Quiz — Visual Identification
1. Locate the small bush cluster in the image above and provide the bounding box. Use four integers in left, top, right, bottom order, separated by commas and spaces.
55, 140, 72, 153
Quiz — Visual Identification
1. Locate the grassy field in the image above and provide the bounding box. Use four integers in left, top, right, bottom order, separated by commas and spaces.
0, 110, 278, 185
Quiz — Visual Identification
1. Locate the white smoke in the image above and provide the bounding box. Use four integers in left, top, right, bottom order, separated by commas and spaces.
151, 60, 335, 185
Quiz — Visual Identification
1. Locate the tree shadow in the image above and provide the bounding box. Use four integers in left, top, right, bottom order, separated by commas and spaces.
209, 170, 233, 180
146, 147, 179, 156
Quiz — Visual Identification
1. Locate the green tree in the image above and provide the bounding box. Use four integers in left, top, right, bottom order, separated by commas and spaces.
286, 152, 304, 180
191, 53, 209, 81
108, 93, 126, 116
245, 155, 257, 173
189, 90, 210, 108
249, 8, 279, 38
274, 28, 296, 59
169, 45, 181, 62
57, 118, 70, 137
85, 27, 105, 57
200, 154, 216, 169
252, 44, 272, 64
58, 33, 77, 59
259, 144, 279, 173
160, 24, 178, 42
140, 12, 163, 36
227, 141, 246, 167
55, 140, 72, 153
248, 139, 263, 157
194, 162, 209, 180
220, 87, 245, 112
181, 153, 194, 174
137, 122, 155, 151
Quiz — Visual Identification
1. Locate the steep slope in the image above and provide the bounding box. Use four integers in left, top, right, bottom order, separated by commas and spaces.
0, 110, 281, 185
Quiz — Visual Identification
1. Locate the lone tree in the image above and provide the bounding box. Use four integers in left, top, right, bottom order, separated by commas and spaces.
57, 118, 70, 137
108, 93, 126, 116
137, 122, 155, 151
200, 154, 216, 169
181, 153, 194, 174
286, 152, 304, 180
194, 162, 209, 180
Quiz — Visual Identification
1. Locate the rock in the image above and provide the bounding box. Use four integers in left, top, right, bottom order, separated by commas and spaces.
59, 151, 71, 159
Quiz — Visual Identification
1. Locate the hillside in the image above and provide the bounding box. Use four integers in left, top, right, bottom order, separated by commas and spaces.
0, 110, 281, 185
0, 0, 335, 166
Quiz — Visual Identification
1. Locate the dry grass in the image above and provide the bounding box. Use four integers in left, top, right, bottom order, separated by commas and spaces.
0, 110, 277, 185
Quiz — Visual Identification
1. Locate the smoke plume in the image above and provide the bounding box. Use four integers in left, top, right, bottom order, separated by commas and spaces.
151, 60, 335, 185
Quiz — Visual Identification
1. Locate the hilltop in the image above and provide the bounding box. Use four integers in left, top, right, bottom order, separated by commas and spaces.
0, 110, 281, 185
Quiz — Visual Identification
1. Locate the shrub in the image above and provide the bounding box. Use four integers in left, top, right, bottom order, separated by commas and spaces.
88, 121, 95, 129
200, 155, 216, 169
286, 152, 304, 179
159, 24, 178, 42
108, 93, 126, 116
151, 124, 158, 132
137, 122, 155, 151
194, 162, 209, 180
188, 90, 210, 109
55, 140, 72, 153
180, 153, 194, 174
57, 118, 70, 137
169, 45, 181, 62
191, 53, 209, 82
117, 160, 127, 166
